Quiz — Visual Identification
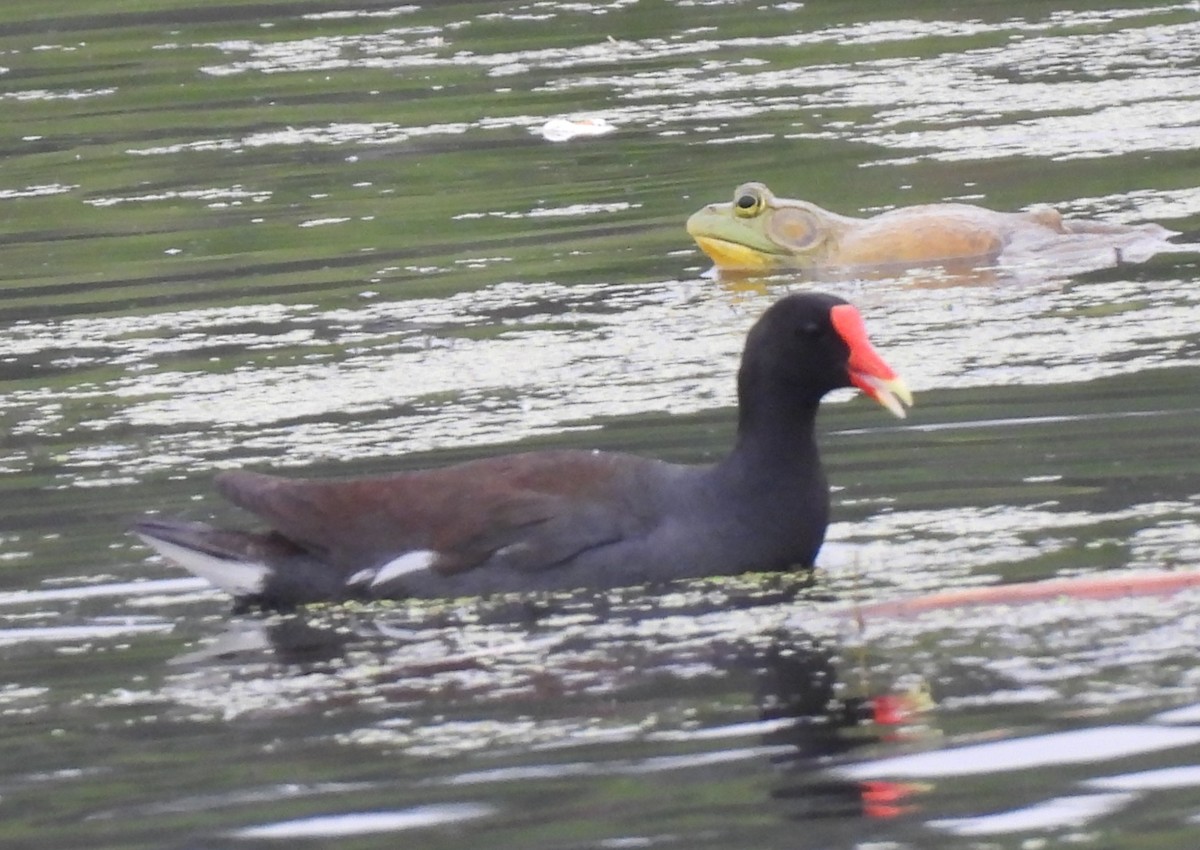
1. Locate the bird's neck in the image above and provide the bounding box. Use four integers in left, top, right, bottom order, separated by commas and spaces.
717, 390, 824, 488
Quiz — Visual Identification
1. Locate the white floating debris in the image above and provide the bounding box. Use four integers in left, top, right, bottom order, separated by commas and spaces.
538, 117, 616, 142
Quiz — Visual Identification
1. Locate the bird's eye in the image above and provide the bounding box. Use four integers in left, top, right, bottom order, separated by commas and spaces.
734, 190, 763, 218
796, 321, 823, 338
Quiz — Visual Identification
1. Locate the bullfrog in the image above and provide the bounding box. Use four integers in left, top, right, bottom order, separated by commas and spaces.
687, 181, 1176, 273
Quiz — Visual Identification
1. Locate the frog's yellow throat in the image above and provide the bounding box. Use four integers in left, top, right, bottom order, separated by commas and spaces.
692, 236, 778, 271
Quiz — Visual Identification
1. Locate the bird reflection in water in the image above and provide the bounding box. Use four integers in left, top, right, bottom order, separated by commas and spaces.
750, 631, 934, 822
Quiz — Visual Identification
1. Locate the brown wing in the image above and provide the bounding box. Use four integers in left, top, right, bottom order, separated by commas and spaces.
214, 450, 661, 579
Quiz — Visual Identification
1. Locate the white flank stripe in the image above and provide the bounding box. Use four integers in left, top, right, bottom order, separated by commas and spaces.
369, 550, 437, 588
137, 535, 268, 596
345, 569, 375, 587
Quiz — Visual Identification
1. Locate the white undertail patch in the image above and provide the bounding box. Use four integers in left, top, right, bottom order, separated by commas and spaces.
137, 534, 269, 597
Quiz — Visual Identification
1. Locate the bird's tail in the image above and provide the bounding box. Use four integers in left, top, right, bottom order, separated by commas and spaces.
131, 519, 274, 598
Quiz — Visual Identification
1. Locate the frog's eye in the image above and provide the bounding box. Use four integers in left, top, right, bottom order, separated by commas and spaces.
733, 186, 766, 218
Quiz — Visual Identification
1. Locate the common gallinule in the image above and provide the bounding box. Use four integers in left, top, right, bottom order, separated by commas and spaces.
132, 292, 911, 608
